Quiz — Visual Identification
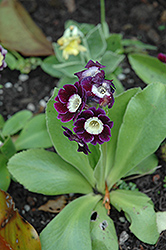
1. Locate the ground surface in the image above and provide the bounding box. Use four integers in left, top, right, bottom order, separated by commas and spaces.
1, 0, 166, 249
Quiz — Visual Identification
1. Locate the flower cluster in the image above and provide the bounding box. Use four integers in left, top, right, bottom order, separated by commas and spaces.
54, 60, 115, 154
57, 25, 86, 60
0, 45, 7, 71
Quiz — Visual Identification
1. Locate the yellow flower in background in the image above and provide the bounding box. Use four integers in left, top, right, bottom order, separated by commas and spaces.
57, 26, 86, 60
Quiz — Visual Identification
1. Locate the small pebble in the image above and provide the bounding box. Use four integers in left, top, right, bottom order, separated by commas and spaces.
119, 231, 129, 245
18, 74, 29, 82
127, 79, 135, 84
39, 99, 47, 108
119, 216, 126, 223
27, 103, 35, 112
0, 101, 3, 106
123, 68, 130, 74
17, 86, 23, 92
0, 89, 3, 94
44, 96, 49, 101
4, 82, 13, 88
118, 73, 126, 80
24, 204, 31, 212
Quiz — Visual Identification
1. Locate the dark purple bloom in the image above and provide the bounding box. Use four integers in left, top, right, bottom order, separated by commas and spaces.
158, 53, 166, 63
82, 78, 115, 108
54, 82, 86, 122
74, 60, 105, 84
62, 126, 91, 155
73, 107, 113, 145
0, 45, 7, 71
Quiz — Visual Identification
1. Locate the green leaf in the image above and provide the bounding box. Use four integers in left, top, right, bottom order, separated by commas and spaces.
100, 50, 125, 75
106, 33, 123, 52
90, 201, 118, 250
156, 211, 166, 234
122, 39, 157, 50
88, 144, 100, 170
105, 88, 141, 177
40, 194, 101, 250
107, 83, 166, 188
94, 144, 107, 193
0, 137, 16, 159
5, 52, 17, 70
110, 189, 159, 244
2, 110, 32, 137
46, 88, 96, 187
15, 114, 52, 151
125, 153, 158, 177
0, 0, 53, 56
7, 149, 92, 195
57, 76, 76, 88
53, 61, 84, 78
128, 53, 166, 85
86, 24, 107, 59
0, 154, 10, 191
0, 115, 5, 130
41, 56, 63, 78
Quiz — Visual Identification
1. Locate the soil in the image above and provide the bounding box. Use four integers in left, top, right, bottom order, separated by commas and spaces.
1, 0, 166, 249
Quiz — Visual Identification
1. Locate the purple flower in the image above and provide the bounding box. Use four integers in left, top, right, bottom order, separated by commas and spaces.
158, 53, 166, 63
0, 45, 7, 71
73, 107, 113, 145
62, 126, 91, 155
82, 78, 115, 108
54, 82, 87, 122
74, 60, 105, 84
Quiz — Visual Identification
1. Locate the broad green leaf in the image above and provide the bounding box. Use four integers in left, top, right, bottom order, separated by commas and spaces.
107, 83, 166, 188
2, 110, 32, 137
105, 88, 140, 177
100, 50, 125, 75
0, 136, 16, 159
88, 144, 100, 170
53, 61, 84, 78
40, 194, 101, 250
122, 39, 157, 50
0, 0, 53, 56
156, 211, 166, 234
0, 189, 41, 249
57, 76, 76, 88
0, 114, 5, 129
125, 153, 158, 177
94, 144, 107, 193
86, 24, 107, 59
110, 189, 159, 244
128, 53, 166, 85
90, 201, 118, 250
0, 154, 10, 191
15, 114, 52, 151
7, 149, 92, 195
41, 56, 63, 78
106, 33, 123, 52
46, 88, 96, 187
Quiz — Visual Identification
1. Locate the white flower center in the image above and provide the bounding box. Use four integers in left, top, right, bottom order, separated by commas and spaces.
82, 66, 100, 78
92, 85, 109, 98
67, 94, 82, 113
84, 117, 103, 135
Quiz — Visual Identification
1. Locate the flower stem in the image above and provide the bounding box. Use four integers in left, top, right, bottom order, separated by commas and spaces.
100, 0, 106, 29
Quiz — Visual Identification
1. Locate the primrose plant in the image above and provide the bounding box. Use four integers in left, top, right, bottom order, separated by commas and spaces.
8, 60, 166, 250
